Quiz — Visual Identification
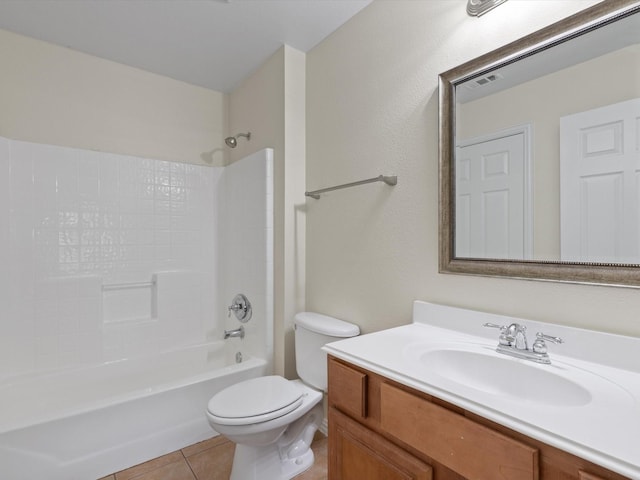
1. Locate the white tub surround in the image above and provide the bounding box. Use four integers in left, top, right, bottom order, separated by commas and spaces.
323, 301, 640, 479
0, 137, 273, 372
0, 139, 274, 479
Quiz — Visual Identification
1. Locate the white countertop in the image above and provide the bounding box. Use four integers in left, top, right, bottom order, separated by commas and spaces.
323, 301, 640, 479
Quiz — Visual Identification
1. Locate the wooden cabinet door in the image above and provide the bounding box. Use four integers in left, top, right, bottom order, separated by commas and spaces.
329, 408, 432, 480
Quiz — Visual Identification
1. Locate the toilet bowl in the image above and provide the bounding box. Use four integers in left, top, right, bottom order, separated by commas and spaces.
206, 312, 359, 480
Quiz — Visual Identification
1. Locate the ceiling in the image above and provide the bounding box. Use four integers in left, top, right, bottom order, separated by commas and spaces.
0, 0, 372, 93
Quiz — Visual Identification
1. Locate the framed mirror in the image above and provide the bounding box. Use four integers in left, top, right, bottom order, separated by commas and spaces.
439, 0, 640, 287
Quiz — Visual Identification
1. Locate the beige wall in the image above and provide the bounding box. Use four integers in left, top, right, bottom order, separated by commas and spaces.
306, 0, 640, 339
0, 28, 225, 165
228, 46, 306, 378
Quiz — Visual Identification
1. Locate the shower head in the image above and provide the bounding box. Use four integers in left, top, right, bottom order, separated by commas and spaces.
225, 132, 251, 148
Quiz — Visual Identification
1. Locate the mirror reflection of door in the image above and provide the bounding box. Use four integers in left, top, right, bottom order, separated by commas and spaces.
456, 126, 532, 260
560, 98, 640, 264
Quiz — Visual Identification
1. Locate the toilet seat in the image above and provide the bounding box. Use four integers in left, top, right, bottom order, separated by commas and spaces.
207, 375, 303, 426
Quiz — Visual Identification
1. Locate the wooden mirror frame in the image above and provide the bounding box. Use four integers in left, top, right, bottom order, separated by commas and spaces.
439, 0, 640, 287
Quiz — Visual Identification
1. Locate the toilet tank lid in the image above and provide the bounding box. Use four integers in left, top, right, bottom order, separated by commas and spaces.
294, 312, 360, 337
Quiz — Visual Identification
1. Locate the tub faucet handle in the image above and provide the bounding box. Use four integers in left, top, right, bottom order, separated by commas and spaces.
227, 293, 252, 322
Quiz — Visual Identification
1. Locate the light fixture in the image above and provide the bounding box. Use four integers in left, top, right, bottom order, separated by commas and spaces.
467, 0, 508, 17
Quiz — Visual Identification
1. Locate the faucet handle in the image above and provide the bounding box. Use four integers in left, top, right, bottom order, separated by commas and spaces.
483, 323, 504, 329
533, 332, 564, 354
227, 294, 252, 322
536, 332, 563, 344
483, 323, 511, 346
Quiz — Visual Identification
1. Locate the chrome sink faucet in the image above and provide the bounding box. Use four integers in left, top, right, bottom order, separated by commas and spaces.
483, 323, 563, 364
505, 323, 528, 350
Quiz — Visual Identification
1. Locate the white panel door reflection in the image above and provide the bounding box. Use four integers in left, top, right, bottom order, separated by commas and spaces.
561, 98, 640, 264
456, 130, 529, 260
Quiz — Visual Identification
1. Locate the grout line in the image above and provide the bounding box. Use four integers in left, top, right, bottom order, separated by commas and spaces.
181, 450, 199, 480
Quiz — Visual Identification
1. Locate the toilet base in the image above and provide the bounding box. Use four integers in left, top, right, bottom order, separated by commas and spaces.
229, 443, 314, 480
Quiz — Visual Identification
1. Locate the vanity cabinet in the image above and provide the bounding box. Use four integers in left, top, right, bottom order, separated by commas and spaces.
331, 409, 433, 479
327, 356, 630, 480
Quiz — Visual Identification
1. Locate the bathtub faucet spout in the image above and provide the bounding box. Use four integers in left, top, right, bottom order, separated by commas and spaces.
224, 326, 245, 340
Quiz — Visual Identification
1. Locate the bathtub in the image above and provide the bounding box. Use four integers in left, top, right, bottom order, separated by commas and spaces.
0, 341, 268, 480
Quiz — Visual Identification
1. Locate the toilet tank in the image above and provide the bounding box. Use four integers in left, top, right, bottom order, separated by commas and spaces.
294, 312, 359, 391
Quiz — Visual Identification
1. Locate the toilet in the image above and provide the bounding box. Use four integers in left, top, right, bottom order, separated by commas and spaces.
206, 312, 359, 480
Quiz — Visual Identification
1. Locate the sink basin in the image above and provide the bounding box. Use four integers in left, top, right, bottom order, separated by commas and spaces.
413, 347, 592, 407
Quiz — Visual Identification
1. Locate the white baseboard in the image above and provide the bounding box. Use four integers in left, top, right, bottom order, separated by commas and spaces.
319, 417, 329, 436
